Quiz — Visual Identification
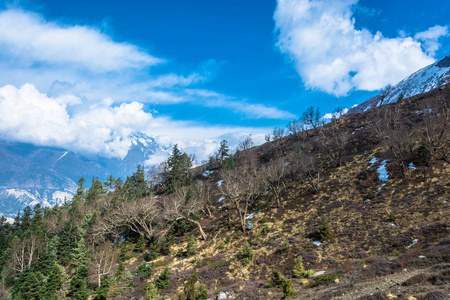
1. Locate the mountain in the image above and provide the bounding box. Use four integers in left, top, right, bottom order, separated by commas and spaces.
0, 132, 170, 218
348, 55, 450, 114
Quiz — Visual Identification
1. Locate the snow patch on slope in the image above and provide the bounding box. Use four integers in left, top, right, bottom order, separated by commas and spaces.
4, 189, 37, 202
349, 55, 450, 114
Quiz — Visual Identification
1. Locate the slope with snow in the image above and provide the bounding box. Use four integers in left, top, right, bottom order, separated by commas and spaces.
349, 55, 450, 114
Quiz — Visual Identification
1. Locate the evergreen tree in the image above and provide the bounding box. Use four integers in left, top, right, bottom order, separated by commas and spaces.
155, 267, 172, 290
69, 265, 89, 300
180, 271, 207, 300
218, 140, 230, 165
104, 175, 116, 191
57, 223, 81, 264
124, 165, 150, 199
85, 177, 106, 204
165, 145, 192, 193
95, 276, 110, 300
71, 237, 89, 268
40, 263, 63, 300
225, 155, 235, 170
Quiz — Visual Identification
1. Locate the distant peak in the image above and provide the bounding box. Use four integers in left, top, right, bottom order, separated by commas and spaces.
436, 55, 450, 68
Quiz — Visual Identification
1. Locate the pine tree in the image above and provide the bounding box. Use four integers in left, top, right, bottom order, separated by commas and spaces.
218, 140, 230, 165
318, 215, 333, 241
57, 223, 81, 264
95, 276, 110, 300
165, 145, 192, 193
155, 267, 172, 290
69, 265, 89, 300
71, 237, 89, 268
85, 177, 106, 204
225, 155, 235, 170
40, 263, 63, 300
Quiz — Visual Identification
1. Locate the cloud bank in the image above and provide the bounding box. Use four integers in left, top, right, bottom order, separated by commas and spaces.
0, 83, 269, 161
274, 0, 448, 96
0, 8, 287, 161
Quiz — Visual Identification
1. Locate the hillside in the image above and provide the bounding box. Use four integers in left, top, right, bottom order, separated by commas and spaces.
0, 84, 449, 300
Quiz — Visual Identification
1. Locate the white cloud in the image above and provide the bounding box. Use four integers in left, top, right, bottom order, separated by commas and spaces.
186, 89, 295, 119
414, 25, 449, 56
0, 9, 291, 120
0, 83, 271, 160
0, 9, 161, 71
0, 83, 153, 158
274, 0, 443, 96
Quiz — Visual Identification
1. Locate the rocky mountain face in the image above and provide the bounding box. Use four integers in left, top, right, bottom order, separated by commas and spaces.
348, 55, 450, 114
0, 133, 170, 219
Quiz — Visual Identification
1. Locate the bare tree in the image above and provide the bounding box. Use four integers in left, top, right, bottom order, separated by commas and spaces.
385, 124, 414, 178
98, 196, 167, 241
317, 127, 349, 167
90, 243, 117, 287
263, 157, 289, 208
290, 149, 322, 194
193, 181, 214, 218
237, 135, 254, 151
219, 157, 264, 232
287, 119, 302, 135
162, 185, 208, 240
265, 127, 287, 157
8, 235, 42, 273
301, 106, 322, 135
419, 98, 450, 164
371, 103, 402, 139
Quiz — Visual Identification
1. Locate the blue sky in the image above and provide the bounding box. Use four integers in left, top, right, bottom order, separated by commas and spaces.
0, 0, 449, 162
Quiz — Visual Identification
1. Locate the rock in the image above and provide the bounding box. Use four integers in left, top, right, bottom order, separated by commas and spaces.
217, 292, 228, 300
313, 270, 325, 277
418, 255, 426, 259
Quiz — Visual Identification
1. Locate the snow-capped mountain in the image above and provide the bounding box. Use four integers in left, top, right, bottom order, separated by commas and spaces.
0, 132, 170, 219
348, 55, 450, 114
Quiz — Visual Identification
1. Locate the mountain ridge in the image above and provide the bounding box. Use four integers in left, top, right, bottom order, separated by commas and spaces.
348, 55, 450, 114
0, 132, 170, 218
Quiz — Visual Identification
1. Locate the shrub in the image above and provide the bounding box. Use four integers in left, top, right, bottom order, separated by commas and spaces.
134, 235, 145, 253
268, 270, 296, 298
238, 241, 254, 267
280, 240, 291, 252
137, 261, 154, 280
179, 272, 208, 300
115, 261, 125, 281
318, 216, 334, 241
307, 272, 342, 288
155, 267, 172, 290
267, 269, 286, 288
388, 212, 398, 223
293, 256, 305, 278
292, 256, 315, 278
95, 276, 110, 300
309, 215, 334, 241
145, 282, 158, 300
302, 269, 316, 278
185, 235, 197, 257
282, 279, 296, 298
